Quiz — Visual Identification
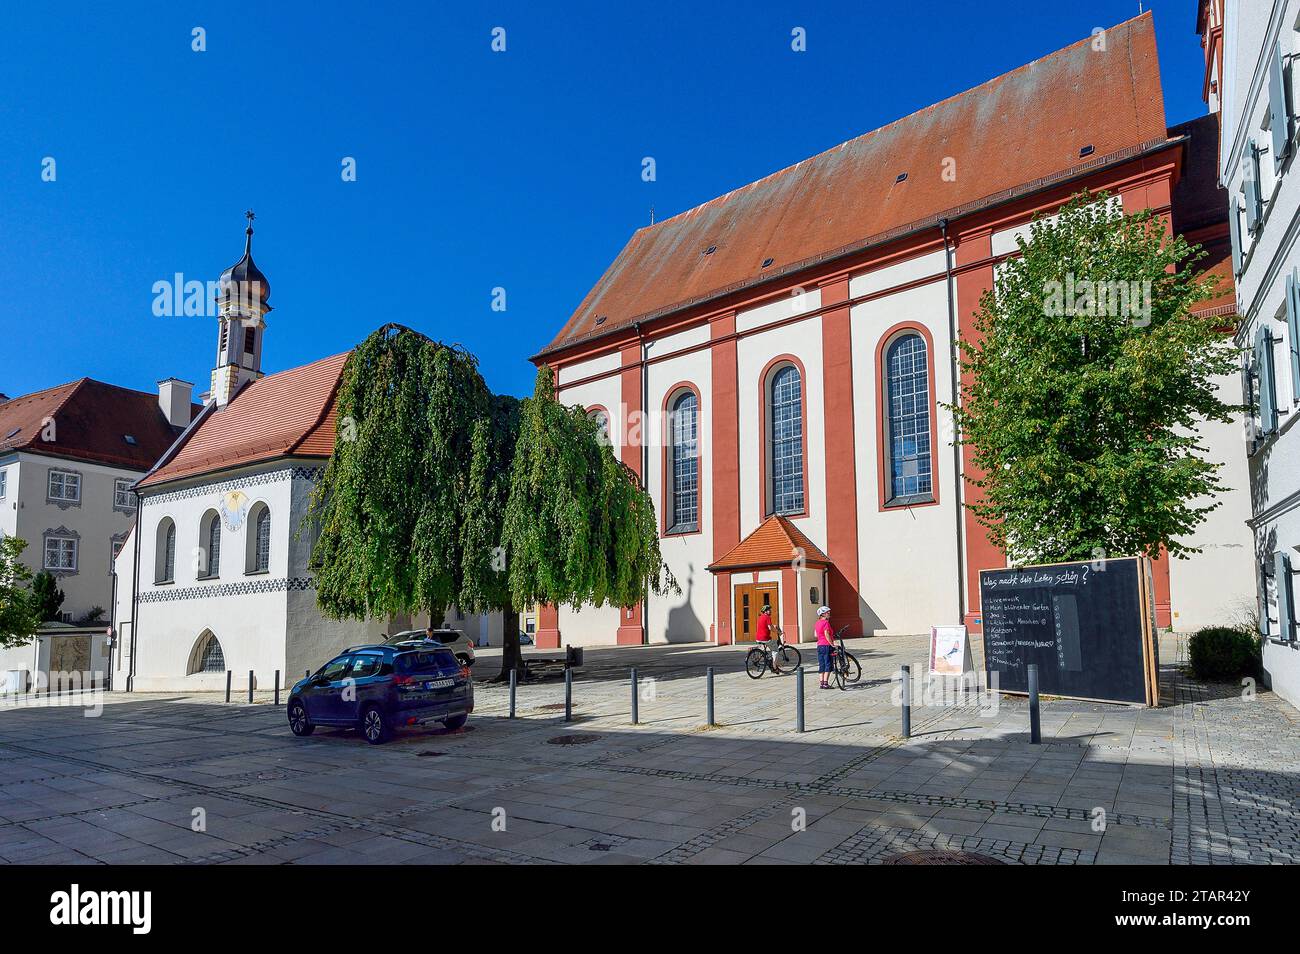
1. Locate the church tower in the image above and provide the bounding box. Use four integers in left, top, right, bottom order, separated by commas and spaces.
210, 211, 271, 407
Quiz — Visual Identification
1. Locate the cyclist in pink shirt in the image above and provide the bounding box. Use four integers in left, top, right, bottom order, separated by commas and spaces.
815, 605, 834, 689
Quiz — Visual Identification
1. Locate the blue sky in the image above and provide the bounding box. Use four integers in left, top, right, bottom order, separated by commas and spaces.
1, 1, 1207, 400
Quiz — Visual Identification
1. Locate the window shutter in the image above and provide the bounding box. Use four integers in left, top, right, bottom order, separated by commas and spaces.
1241, 353, 1257, 453
1288, 268, 1300, 399
1269, 40, 1293, 174
1229, 197, 1244, 275
1244, 144, 1262, 233
1259, 559, 1272, 637
1256, 324, 1278, 435
1276, 551, 1296, 642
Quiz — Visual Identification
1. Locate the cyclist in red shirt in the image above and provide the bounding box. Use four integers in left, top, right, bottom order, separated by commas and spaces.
755, 604, 780, 673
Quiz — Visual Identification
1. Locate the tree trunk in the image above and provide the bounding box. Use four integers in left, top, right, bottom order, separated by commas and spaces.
494, 607, 524, 682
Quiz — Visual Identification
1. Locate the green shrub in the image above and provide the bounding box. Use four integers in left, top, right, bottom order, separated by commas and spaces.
1187, 626, 1260, 681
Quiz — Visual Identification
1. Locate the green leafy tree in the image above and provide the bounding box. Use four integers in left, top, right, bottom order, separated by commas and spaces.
951, 192, 1237, 565
0, 538, 42, 647
31, 570, 65, 624
308, 325, 674, 679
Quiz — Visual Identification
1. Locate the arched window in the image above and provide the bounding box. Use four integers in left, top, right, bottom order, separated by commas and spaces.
245, 503, 271, 574
587, 407, 610, 446
668, 389, 699, 533
154, 517, 176, 584
188, 630, 226, 674
199, 510, 221, 579
884, 332, 933, 503
768, 364, 804, 515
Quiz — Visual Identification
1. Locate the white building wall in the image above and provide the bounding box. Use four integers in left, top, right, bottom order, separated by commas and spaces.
735, 315, 827, 554
1223, 0, 1300, 707
849, 264, 963, 635
645, 346, 713, 643
129, 464, 296, 691
11, 452, 141, 623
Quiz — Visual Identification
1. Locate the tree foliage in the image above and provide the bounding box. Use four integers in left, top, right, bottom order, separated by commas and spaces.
502, 366, 675, 610
309, 327, 674, 649
31, 570, 65, 624
308, 324, 501, 622
950, 192, 1238, 564
0, 538, 42, 647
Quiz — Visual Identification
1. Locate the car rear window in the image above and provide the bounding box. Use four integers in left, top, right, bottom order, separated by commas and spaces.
394, 648, 457, 674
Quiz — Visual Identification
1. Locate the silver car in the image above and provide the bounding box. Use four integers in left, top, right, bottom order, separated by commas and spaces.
383, 628, 476, 667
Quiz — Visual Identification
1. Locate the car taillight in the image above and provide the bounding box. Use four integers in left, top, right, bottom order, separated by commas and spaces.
459, 666, 470, 680
392, 674, 414, 686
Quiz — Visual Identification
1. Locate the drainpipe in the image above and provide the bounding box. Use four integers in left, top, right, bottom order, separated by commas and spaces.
634, 320, 650, 646
939, 218, 967, 624
127, 488, 142, 692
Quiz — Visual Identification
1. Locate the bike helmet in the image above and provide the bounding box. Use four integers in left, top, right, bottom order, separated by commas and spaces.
817, 605, 831, 617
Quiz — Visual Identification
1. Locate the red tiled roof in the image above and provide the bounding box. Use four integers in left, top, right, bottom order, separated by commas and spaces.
708, 515, 832, 572
0, 379, 191, 470
541, 14, 1167, 358
138, 352, 350, 488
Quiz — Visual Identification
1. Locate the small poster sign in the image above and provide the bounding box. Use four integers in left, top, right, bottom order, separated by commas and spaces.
929, 625, 971, 676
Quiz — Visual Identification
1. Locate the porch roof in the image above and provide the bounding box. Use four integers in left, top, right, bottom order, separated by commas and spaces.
707, 515, 832, 573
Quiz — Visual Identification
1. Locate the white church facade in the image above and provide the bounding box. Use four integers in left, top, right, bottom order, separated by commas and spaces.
530, 14, 1257, 650
111, 221, 445, 691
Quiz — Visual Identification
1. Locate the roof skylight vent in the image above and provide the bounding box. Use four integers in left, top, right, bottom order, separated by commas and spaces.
124, 435, 137, 446
704, 245, 717, 255
762, 257, 774, 268
593, 315, 607, 326
1079, 144, 1095, 157
4, 427, 19, 440
895, 172, 908, 183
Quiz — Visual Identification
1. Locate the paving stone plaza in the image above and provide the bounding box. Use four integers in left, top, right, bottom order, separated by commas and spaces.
0, 635, 1296, 865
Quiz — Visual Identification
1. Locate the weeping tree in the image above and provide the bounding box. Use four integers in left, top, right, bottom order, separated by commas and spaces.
501, 366, 676, 673
950, 192, 1237, 565
308, 324, 673, 680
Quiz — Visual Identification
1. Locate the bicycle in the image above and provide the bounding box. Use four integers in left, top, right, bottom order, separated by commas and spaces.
828, 628, 861, 690
744, 627, 802, 679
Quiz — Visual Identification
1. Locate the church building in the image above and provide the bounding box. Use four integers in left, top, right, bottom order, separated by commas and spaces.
531, 13, 1256, 648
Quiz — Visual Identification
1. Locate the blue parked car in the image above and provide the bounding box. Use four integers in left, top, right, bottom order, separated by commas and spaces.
287, 644, 473, 745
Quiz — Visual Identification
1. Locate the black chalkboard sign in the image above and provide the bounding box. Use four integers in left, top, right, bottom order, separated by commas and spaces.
979, 557, 1157, 706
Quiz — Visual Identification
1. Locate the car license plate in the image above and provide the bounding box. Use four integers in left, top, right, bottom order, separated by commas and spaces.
423, 679, 453, 690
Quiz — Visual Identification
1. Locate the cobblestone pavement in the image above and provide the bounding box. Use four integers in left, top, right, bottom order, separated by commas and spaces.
0, 634, 1295, 865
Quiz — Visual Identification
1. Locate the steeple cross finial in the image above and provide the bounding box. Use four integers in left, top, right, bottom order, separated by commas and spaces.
244, 209, 256, 233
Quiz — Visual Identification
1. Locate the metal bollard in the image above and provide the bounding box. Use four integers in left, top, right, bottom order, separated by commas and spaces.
901, 664, 911, 738
248, 670, 254, 704
564, 667, 573, 723
274, 670, 280, 707
508, 668, 517, 718
706, 666, 715, 726
630, 668, 639, 725
225, 670, 232, 704
795, 666, 805, 733
1028, 663, 1041, 744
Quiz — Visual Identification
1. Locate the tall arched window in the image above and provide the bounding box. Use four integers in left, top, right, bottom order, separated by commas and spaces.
769, 364, 804, 515
246, 503, 271, 574
155, 518, 176, 584
668, 390, 699, 533
255, 507, 271, 572
587, 407, 610, 446
884, 332, 933, 503
199, 510, 221, 579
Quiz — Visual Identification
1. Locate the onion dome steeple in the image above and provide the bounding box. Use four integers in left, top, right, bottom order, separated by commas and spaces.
210, 211, 271, 408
